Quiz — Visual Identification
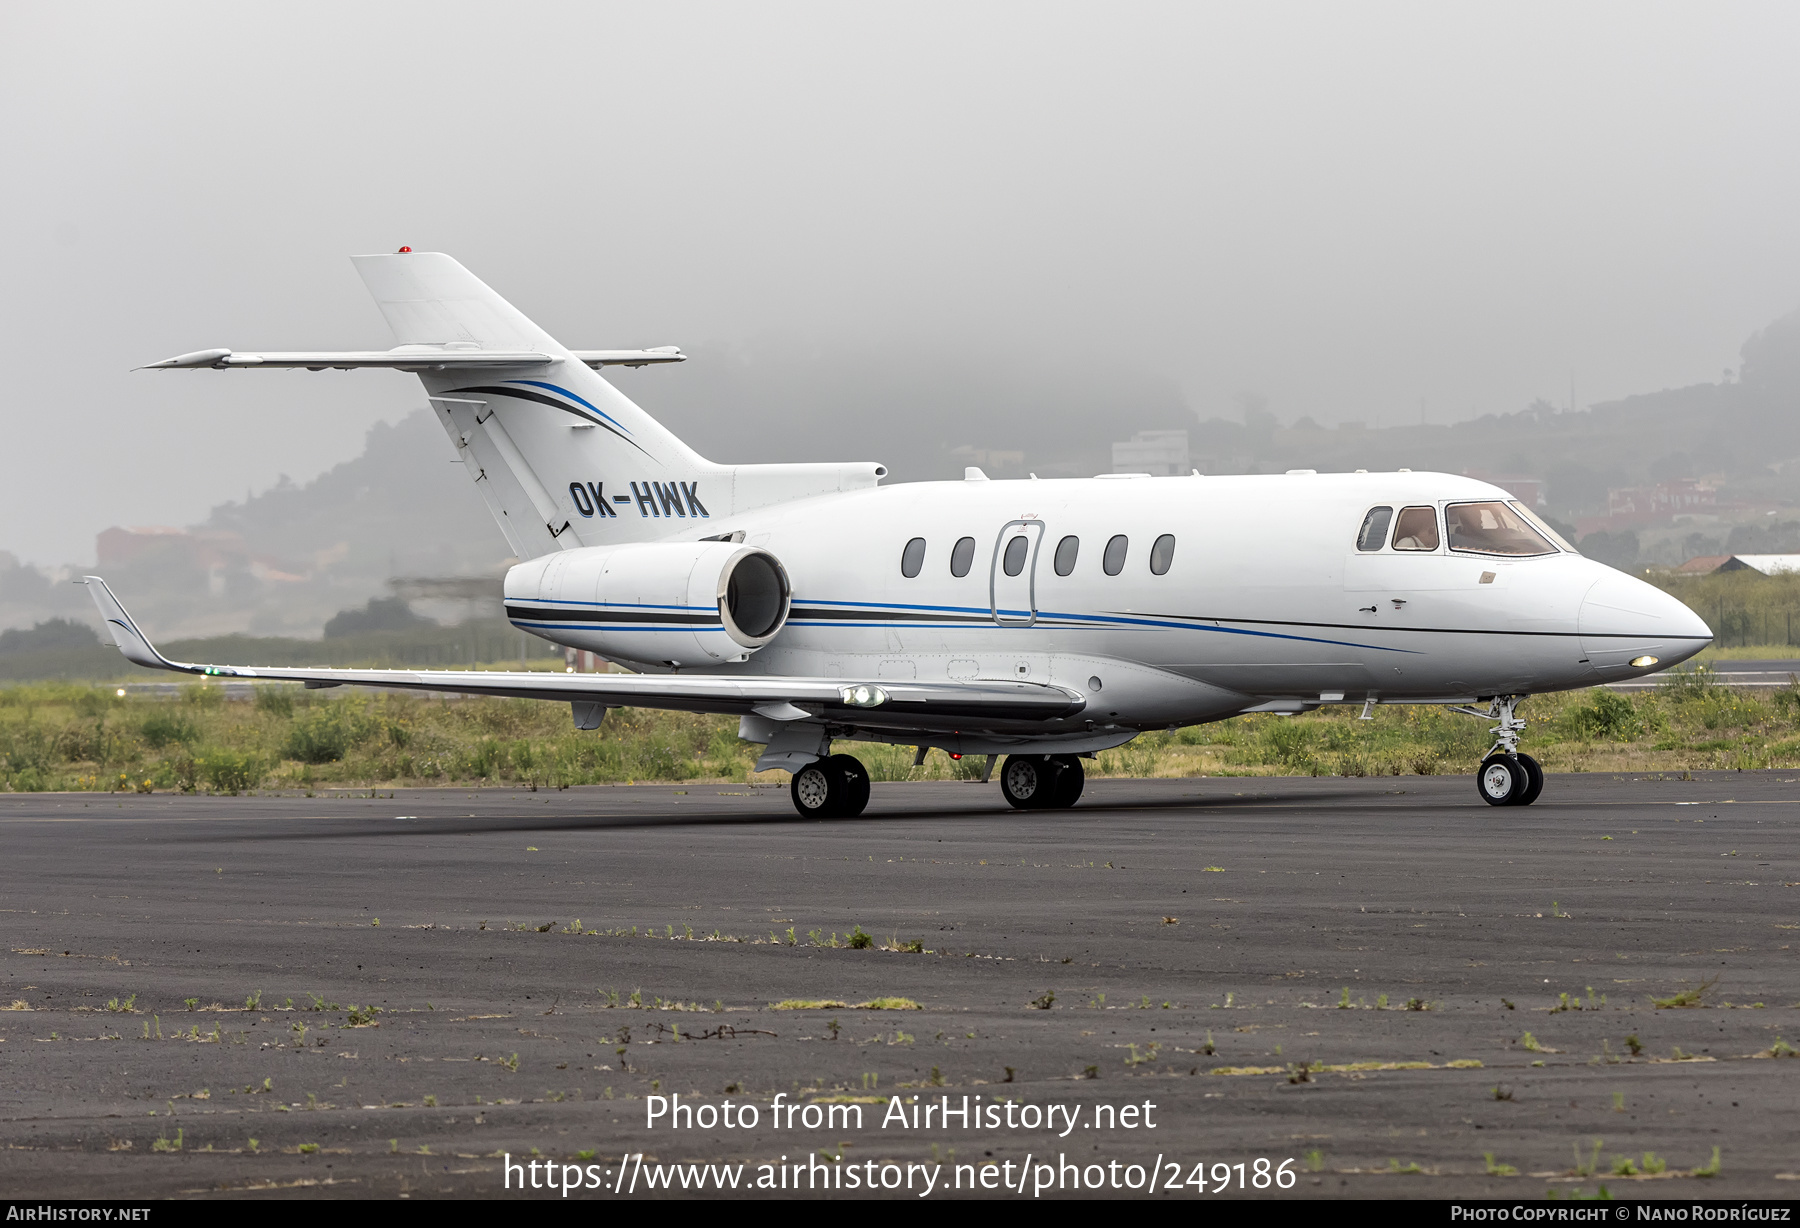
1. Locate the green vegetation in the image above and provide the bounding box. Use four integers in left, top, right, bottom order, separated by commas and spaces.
8, 660, 1800, 792
0, 616, 563, 683
1652, 976, 1720, 1009
1650, 570, 1800, 650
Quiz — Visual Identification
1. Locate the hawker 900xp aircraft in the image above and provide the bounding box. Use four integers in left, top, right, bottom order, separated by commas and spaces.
88, 250, 1713, 815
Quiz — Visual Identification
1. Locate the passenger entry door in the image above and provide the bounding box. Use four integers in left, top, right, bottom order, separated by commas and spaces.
990, 520, 1044, 626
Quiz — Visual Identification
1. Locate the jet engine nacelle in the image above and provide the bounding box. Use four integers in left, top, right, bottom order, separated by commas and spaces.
505, 541, 792, 666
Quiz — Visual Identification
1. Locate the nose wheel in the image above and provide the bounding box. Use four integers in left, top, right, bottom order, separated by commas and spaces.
999, 754, 1085, 809
1478, 753, 1543, 806
790, 754, 871, 818
1453, 696, 1544, 806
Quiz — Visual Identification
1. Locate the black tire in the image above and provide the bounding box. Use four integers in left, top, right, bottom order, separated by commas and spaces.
1515, 752, 1544, 806
1477, 754, 1527, 806
790, 759, 838, 818
1045, 755, 1085, 808
999, 755, 1053, 809
824, 753, 871, 817
790, 754, 870, 818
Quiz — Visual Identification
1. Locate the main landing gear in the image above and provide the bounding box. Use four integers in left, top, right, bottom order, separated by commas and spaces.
790, 754, 871, 819
1451, 695, 1543, 807
998, 754, 1085, 810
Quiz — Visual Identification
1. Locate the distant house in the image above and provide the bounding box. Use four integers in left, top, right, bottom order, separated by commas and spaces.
1111, 430, 1190, 476
96, 526, 246, 570
1677, 555, 1732, 574
1576, 478, 1722, 536
1716, 554, 1800, 576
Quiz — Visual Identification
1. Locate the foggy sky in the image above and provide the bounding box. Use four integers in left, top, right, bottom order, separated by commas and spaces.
4, 0, 1799, 564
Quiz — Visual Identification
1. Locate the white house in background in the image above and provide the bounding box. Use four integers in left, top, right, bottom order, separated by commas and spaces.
1717, 554, 1800, 576
1111, 429, 1190, 475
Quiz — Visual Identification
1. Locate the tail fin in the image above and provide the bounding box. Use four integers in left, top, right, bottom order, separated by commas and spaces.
351, 253, 883, 558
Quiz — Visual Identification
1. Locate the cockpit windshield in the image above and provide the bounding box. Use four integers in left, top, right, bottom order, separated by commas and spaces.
1444, 501, 1557, 556
1510, 502, 1578, 554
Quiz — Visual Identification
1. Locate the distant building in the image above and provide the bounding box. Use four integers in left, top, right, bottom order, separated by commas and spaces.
1677, 555, 1732, 575
1606, 479, 1717, 521
1717, 554, 1800, 576
96, 526, 305, 587
96, 526, 246, 570
1575, 479, 1723, 536
1111, 430, 1190, 476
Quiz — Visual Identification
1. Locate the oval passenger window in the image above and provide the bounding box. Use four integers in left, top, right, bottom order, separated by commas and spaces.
1149, 534, 1175, 575
1002, 535, 1029, 577
1053, 535, 1079, 576
900, 537, 926, 578
1103, 535, 1128, 576
1357, 506, 1393, 551
949, 536, 976, 578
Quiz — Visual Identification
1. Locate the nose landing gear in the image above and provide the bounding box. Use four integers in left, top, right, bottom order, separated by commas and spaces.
1451, 695, 1544, 807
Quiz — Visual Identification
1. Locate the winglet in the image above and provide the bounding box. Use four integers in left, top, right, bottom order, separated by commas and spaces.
79, 577, 200, 673
136, 348, 232, 371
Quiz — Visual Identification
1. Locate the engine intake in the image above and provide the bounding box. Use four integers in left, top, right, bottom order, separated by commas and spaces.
504, 541, 791, 666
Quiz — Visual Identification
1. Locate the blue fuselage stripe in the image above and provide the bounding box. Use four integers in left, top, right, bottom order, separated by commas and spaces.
505, 379, 634, 435
790, 598, 1419, 654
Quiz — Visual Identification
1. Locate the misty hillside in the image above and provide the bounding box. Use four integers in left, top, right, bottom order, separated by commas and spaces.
1188, 306, 1800, 513
621, 342, 1196, 479
3, 308, 1799, 639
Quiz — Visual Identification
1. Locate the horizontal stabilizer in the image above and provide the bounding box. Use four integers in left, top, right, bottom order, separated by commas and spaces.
569, 348, 686, 368
138, 347, 685, 371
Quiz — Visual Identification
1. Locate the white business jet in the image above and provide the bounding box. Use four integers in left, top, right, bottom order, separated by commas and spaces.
87, 251, 1712, 815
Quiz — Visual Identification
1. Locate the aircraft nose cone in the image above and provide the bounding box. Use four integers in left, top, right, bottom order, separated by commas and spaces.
1578, 570, 1712, 675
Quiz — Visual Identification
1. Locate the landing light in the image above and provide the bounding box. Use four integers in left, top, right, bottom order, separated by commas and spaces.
1630, 655, 1659, 668
839, 684, 888, 708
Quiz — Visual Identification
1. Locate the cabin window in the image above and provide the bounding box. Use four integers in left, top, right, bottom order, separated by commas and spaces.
1002, 535, 1030, 576
1392, 506, 1440, 551
1445, 501, 1556, 556
900, 537, 926, 578
1149, 534, 1176, 575
1357, 506, 1393, 551
1053, 535, 1079, 576
950, 536, 976, 577
1103, 534, 1128, 576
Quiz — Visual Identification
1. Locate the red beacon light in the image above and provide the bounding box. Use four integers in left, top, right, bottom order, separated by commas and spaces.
397, 246, 412, 253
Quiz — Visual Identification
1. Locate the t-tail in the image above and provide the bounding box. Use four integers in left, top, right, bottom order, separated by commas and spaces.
143, 251, 886, 560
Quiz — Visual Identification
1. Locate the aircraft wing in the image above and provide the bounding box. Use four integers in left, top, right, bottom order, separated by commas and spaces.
138, 347, 685, 371
81, 578, 1083, 728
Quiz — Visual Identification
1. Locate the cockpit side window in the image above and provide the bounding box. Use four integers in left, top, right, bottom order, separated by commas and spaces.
1510, 502, 1577, 554
1445, 501, 1556, 556
1391, 506, 1440, 551
1357, 506, 1394, 551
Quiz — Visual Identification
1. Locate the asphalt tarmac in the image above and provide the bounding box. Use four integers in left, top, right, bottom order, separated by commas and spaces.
0, 771, 1796, 1201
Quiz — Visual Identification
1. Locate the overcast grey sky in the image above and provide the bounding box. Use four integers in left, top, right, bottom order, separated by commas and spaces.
3, 1, 1798, 563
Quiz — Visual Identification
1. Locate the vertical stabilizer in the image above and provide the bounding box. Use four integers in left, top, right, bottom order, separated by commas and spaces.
154, 251, 889, 559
